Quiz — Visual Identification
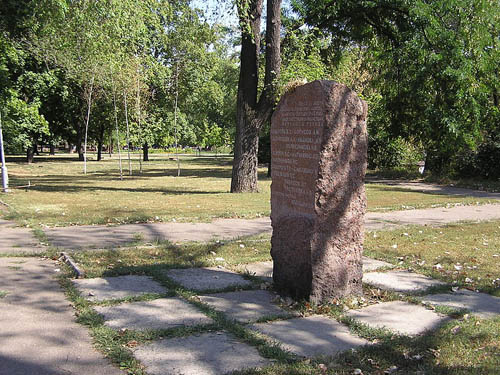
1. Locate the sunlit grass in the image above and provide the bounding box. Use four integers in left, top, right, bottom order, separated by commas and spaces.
0, 153, 495, 227
365, 220, 500, 297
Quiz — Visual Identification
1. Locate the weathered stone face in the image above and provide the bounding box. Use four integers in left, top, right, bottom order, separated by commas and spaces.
270, 80, 368, 303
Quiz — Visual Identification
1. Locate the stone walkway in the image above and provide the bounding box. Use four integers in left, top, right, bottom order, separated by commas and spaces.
0, 220, 44, 254
2, 202, 499, 253
1, 243, 499, 374
36, 203, 500, 250
365, 178, 500, 200
0, 257, 123, 375
65, 257, 499, 375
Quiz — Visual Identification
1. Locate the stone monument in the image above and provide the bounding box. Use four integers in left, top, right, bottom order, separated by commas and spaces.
270, 80, 368, 303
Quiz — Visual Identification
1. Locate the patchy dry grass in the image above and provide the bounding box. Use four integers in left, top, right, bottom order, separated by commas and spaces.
1, 154, 495, 227
365, 220, 500, 297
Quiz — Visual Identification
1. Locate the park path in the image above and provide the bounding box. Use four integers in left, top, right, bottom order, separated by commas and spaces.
1, 181, 499, 252
365, 178, 500, 199
40, 203, 500, 250
0, 257, 123, 375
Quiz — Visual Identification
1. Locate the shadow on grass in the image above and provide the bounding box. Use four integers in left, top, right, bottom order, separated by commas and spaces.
9, 165, 270, 194
5, 155, 82, 164
24, 183, 226, 195
332, 327, 499, 375
366, 183, 472, 198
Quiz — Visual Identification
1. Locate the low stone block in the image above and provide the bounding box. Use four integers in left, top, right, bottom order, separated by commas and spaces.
347, 301, 448, 335
133, 331, 270, 375
362, 270, 445, 293
421, 289, 500, 319
165, 267, 252, 291
252, 315, 369, 357
94, 298, 212, 330
73, 275, 167, 301
199, 290, 290, 323
362, 257, 394, 272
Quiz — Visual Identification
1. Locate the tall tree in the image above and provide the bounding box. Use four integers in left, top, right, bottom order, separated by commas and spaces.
230, 0, 282, 193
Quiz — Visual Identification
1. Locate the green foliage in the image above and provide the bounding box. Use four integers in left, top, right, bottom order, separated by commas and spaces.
279, 27, 326, 93
2, 90, 49, 153
454, 136, 500, 180
295, 0, 500, 176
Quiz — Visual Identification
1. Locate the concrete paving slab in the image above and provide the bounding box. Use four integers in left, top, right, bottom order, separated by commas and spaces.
363, 270, 445, 293
133, 331, 270, 375
347, 301, 448, 335
165, 267, 252, 291
42, 203, 500, 251
45, 217, 272, 249
73, 275, 167, 301
362, 257, 394, 272
95, 298, 212, 330
0, 257, 122, 375
366, 203, 500, 231
252, 315, 369, 357
0, 219, 16, 228
366, 179, 500, 200
0, 227, 45, 254
199, 290, 290, 323
420, 289, 500, 319
238, 261, 273, 281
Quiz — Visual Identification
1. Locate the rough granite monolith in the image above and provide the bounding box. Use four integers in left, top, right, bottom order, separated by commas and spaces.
270, 80, 367, 303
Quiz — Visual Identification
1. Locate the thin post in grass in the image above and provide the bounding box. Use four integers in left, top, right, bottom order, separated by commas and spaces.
174, 60, 180, 177
83, 76, 95, 175
0, 112, 9, 193
124, 91, 132, 176
111, 76, 123, 180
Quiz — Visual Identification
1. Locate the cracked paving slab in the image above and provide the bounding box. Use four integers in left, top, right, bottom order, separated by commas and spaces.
133, 331, 270, 375
363, 270, 446, 293
95, 297, 213, 330
165, 267, 252, 291
420, 289, 500, 319
252, 315, 369, 357
73, 275, 167, 301
199, 290, 291, 323
347, 301, 449, 336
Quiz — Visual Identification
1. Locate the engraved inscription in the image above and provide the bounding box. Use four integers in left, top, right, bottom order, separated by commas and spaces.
271, 99, 324, 214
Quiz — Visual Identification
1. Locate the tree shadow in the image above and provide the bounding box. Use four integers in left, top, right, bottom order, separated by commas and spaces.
5, 155, 82, 164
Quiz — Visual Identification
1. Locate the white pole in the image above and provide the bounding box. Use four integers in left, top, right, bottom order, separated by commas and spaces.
0, 112, 9, 193
174, 60, 180, 177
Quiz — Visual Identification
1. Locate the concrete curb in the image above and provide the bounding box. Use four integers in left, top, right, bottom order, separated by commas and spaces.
60, 252, 85, 278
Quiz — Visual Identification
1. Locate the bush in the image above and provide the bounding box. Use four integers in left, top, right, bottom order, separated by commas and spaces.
368, 136, 423, 171
454, 137, 500, 180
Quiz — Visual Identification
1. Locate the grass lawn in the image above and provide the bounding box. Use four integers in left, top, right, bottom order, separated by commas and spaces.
63, 219, 500, 374
365, 221, 500, 297
1, 153, 496, 227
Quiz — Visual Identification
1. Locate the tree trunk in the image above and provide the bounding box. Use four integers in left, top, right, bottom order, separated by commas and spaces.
231, 117, 260, 192
143, 142, 149, 162
26, 144, 34, 163
49, 144, 55, 155
76, 123, 85, 161
97, 122, 105, 161
231, 0, 281, 192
